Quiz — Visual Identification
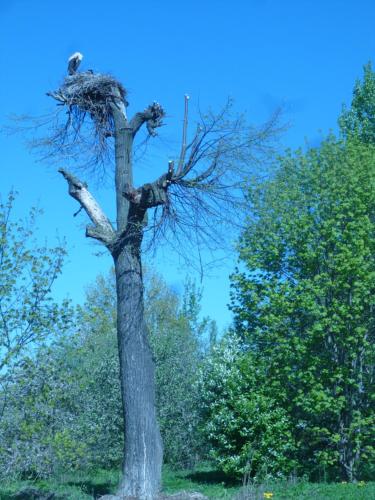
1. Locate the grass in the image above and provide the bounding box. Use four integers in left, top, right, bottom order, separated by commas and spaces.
162, 463, 240, 498
0, 465, 373, 499
0, 469, 120, 499
235, 478, 374, 499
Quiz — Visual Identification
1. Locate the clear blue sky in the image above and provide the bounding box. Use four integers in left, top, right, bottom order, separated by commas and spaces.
1, 0, 374, 331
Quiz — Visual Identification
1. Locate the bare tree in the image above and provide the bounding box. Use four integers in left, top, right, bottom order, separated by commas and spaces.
33, 61, 282, 499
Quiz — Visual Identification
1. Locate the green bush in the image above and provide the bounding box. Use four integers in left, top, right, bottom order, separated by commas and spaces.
198, 335, 296, 478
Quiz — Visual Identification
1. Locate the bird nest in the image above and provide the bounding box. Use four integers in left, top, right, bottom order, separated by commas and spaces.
48, 72, 127, 144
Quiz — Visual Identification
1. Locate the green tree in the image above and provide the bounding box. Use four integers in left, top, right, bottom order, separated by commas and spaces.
0, 273, 123, 479
0, 269, 207, 478
197, 333, 296, 478
230, 137, 375, 481
0, 192, 68, 418
76, 269, 206, 469
146, 274, 205, 468
339, 62, 375, 143
0, 342, 90, 478
0, 192, 73, 477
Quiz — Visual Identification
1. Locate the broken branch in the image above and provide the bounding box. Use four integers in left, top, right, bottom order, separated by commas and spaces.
59, 168, 115, 246
129, 102, 165, 137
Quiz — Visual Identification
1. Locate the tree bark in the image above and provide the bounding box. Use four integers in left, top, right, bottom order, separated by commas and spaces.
114, 240, 163, 499
111, 96, 163, 499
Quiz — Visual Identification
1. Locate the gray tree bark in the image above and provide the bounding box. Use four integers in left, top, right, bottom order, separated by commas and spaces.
114, 245, 162, 498
111, 100, 163, 498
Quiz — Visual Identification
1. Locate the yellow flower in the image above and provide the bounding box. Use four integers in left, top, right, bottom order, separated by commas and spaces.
264, 493, 274, 499
341, 481, 347, 484
358, 481, 366, 487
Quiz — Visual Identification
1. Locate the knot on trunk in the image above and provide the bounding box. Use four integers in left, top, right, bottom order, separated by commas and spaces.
124, 182, 168, 209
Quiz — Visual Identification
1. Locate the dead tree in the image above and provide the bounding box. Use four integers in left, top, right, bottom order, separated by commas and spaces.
39, 64, 282, 499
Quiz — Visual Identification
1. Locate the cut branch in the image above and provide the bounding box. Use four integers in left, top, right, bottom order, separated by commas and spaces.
123, 161, 174, 209
176, 94, 190, 176
129, 102, 165, 137
58, 168, 115, 246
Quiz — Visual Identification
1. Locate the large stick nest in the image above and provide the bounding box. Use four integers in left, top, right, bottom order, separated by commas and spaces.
48, 72, 127, 151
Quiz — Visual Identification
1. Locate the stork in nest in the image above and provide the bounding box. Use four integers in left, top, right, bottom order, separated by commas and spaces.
68, 52, 83, 75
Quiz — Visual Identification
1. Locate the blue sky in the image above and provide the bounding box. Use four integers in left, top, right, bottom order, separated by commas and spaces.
1, 0, 374, 331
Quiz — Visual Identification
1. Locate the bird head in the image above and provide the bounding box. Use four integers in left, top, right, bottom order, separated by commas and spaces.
68, 51, 83, 62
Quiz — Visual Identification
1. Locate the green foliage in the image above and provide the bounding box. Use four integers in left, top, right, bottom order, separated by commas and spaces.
198, 335, 296, 478
0, 192, 72, 478
0, 341, 95, 478
74, 272, 124, 469
230, 137, 375, 480
0, 271, 122, 478
146, 274, 206, 468
339, 62, 375, 143
0, 191, 69, 384
0, 268, 207, 478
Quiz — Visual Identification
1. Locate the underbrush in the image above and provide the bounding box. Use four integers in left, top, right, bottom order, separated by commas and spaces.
0, 464, 373, 499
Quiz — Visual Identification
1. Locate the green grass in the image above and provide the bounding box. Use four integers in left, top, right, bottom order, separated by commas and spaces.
0, 469, 120, 499
0, 465, 373, 499
235, 479, 374, 499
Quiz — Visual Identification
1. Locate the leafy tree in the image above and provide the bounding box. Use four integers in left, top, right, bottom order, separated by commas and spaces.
77, 269, 206, 470
0, 270, 206, 478
0, 192, 69, 420
146, 274, 205, 468
339, 62, 375, 143
70, 272, 124, 469
0, 342, 89, 478
230, 137, 375, 481
0, 271, 122, 479
198, 333, 296, 478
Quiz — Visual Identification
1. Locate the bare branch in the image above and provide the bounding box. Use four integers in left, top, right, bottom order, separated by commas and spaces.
13, 67, 284, 267
141, 99, 285, 263
58, 168, 115, 246
176, 94, 190, 176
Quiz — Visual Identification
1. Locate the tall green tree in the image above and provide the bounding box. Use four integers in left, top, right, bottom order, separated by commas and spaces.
0, 273, 122, 479
230, 137, 375, 481
146, 274, 205, 468
0, 192, 69, 418
197, 333, 296, 478
339, 62, 375, 144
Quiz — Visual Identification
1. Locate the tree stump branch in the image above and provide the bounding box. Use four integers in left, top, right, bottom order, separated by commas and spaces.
59, 168, 115, 247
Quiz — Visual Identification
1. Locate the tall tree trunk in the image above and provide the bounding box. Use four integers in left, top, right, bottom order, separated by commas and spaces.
59, 85, 171, 498
112, 99, 163, 499
114, 242, 163, 499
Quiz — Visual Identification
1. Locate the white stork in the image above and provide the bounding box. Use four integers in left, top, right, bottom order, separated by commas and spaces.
67, 52, 83, 75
